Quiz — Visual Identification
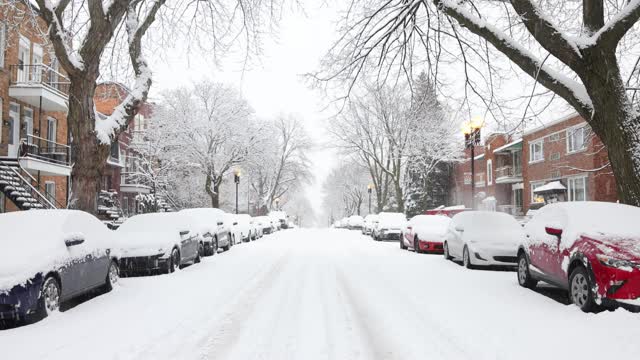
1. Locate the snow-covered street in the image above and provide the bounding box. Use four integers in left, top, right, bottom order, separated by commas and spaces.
2, 228, 640, 360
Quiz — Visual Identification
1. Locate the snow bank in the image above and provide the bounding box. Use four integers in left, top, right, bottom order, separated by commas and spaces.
0, 210, 112, 291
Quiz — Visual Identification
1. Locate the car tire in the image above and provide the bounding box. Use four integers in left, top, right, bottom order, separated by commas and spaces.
35, 276, 61, 319
414, 237, 421, 254
400, 236, 407, 250
463, 246, 474, 269
443, 242, 452, 260
103, 260, 119, 292
195, 244, 202, 264
170, 248, 180, 273
517, 252, 538, 289
569, 266, 600, 313
213, 237, 219, 255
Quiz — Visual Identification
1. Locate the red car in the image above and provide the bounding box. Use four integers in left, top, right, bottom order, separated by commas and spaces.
401, 215, 451, 253
517, 202, 640, 312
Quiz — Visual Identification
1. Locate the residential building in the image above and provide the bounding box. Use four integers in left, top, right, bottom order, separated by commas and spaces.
0, 4, 71, 213
449, 113, 617, 214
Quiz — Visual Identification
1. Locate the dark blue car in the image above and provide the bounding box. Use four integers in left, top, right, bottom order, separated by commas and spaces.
0, 210, 119, 322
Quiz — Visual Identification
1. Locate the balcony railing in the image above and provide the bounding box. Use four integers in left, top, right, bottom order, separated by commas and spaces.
9, 64, 70, 96
20, 135, 71, 166
495, 165, 523, 180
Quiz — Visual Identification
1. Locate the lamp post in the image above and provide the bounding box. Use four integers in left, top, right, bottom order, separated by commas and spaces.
367, 184, 373, 214
234, 169, 241, 214
462, 117, 483, 209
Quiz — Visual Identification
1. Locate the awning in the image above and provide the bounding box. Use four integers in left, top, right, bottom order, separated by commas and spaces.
533, 181, 566, 193
493, 138, 523, 154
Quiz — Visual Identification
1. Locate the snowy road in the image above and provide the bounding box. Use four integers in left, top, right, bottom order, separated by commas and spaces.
2, 228, 640, 359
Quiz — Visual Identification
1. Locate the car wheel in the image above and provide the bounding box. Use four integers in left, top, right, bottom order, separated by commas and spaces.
517, 252, 538, 289
400, 236, 407, 250
103, 260, 119, 292
170, 248, 180, 273
195, 244, 202, 264
36, 276, 61, 319
213, 238, 219, 255
463, 246, 474, 269
443, 242, 452, 260
414, 237, 421, 254
569, 266, 600, 312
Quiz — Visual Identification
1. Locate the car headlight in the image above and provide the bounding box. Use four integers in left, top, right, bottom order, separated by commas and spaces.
596, 254, 639, 269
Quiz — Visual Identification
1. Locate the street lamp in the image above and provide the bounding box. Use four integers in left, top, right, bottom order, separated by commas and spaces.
367, 183, 373, 214
275, 197, 280, 210
234, 169, 241, 214
461, 117, 483, 209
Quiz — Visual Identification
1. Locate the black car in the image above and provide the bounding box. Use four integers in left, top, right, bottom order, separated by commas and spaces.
0, 211, 119, 322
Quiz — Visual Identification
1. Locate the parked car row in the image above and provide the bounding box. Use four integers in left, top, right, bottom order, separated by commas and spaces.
0, 209, 290, 324
354, 202, 640, 313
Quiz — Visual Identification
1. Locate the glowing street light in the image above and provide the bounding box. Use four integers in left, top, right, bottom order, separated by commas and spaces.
461, 117, 484, 209
367, 183, 374, 214
234, 169, 241, 214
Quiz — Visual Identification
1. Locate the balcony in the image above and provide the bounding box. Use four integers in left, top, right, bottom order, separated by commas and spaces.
19, 135, 72, 176
9, 65, 70, 112
495, 165, 523, 184
120, 172, 151, 194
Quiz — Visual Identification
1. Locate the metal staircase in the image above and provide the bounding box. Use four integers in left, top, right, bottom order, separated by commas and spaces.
0, 159, 56, 210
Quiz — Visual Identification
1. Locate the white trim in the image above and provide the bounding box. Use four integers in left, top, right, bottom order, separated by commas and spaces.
566, 124, 588, 154
567, 174, 588, 202
486, 159, 493, 185
523, 112, 579, 136
19, 157, 72, 177
0, 22, 6, 69
528, 139, 544, 163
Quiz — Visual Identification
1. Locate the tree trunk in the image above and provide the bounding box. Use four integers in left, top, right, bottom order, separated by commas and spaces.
394, 181, 404, 213
205, 173, 221, 208
68, 70, 109, 214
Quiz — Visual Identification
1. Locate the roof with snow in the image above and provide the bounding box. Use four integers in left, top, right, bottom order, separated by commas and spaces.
533, 181, 566, 193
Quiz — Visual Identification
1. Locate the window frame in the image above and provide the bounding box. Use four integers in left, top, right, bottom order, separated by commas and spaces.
566, 125, 588, 154
567, 175, 588, 202
529, 139, 544, 163
45, 181, 56, 205
0, 22, 6, 69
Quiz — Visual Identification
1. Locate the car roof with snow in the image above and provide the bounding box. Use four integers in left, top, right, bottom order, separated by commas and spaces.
455, 211, 524, 245
0, 210, 112, 291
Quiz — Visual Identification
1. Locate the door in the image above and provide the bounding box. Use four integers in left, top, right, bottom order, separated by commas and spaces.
23, 107, 33, 144
32, 44, 43, 83
47, 117, 57, 152
45, 182, 56, 206
525, 206, 567, 283
17, 37, 30, 83
8, 103, 20, 157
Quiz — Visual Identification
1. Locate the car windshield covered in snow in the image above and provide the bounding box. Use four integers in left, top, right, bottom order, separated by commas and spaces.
377, 212, 407, 228
454, 211, 524, 245
179, 208, 225, 234
116, 213, 196, 255
409, 215, 451, 238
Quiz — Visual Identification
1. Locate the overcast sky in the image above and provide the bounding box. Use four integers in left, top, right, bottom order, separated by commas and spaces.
149, 1, 340, 219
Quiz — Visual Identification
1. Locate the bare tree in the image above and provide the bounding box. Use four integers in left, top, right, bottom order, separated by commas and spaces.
322, 160, 373, 218
320, 0, 640, 206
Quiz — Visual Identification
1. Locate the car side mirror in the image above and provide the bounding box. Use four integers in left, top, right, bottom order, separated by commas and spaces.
545, 227, 563, 238
454, 224, 464, 232
179, 230, 190, 237
217, 221, 223, 226
64, 235, 85, 247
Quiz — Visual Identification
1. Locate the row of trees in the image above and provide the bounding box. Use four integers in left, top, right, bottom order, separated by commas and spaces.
323, 72, 461, 220
128, 80, 312, 214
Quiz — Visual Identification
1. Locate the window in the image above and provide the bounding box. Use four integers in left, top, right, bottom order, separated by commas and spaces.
550, 170, 561, 179
530, 181, 545, 204
529, 140, 544, 163
0, 22, 6, 68
550, 152, 560, 161
567, 126, 587, 153
514, 189, 523, 208
47, 117, 57, 143
549, 133, 561, 142
123, 197, 129, 217
23, 108, 34, 141
486, 160, 493, 185
0, 192, 5, 213
110, 141, 120, 161
464, 172, 471, 185
568, 176, 588, 201
45, 182, 56, 205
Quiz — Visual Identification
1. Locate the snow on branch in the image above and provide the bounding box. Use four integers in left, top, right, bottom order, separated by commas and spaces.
590, 0, 640, 48
34, 0, 85, 73
96, 0, 165, 144
433, 0, 593, 112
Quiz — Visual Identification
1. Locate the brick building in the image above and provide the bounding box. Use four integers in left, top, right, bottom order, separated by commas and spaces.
449, 113, 617, 214
0, 4, 71, 213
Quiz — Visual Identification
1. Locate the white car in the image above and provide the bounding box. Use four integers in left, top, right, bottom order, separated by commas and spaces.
347, 215, 365, 230
372, 212, 407, 241
180, 208, 232, 255
362, 214, 379, 235
269, 211, 289, 229
251, 216, 264, 238
235, 214, 254, 242
117, 212, 202, 275
224, 213, 245, 246
254, 216, 275, 235
444, 211, 524, 269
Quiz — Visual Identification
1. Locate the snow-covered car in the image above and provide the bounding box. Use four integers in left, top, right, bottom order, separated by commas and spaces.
224, 213, 243, 245
517, 202, 640, 312
180, 208, 231, 255
251, 217, 264, 238
269, 211, 289, 229
235, 214, 254, 242
362, 214, 379, 235
444, 211, 524, 269
401, 215, 451, 253
0, 210, 119, 321
372, 212, 407, 241
116, 213, 202, 276
254, 216, 275, 235
346, 215, 364, 230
